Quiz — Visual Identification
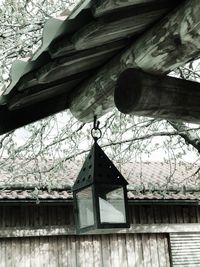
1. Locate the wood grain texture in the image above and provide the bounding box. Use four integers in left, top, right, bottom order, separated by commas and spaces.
37, 41, 127, 83
69, 0, 200, 122
0, 205, 198, 237
114, 68, 200, 123
0, 204, 199, 266
92, 0, 178, 17
0, 222, 200, 238
0, 233, 170, 267
73, 8, 168, 50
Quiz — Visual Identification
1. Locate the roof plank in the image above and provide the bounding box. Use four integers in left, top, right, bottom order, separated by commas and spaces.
36, 40, 128, 83
73, 7, 170, 50
92, 0, 181, 17
0, 94, 69, 134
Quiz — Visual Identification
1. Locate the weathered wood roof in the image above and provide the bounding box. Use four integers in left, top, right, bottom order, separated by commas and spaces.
0, 0, 185, 134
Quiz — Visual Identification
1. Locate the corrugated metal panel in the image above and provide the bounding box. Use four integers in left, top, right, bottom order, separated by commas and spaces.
170, 233, 200, 267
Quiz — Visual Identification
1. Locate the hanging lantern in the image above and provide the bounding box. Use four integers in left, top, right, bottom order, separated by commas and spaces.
72, 117, 129, 234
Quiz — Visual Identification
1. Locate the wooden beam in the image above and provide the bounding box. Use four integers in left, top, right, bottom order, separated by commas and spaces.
0, 94, 69, 135
122, 223, 200, 234
114, 68, 200, 123
15, 41, 127, 92
92, 0, 180, 17
0, 226, 74, 238
1, 223, 200, 238
93, 0, 157, 17
73, 7, 169, 50
37, 40, 128, 83
69, 0, 200, 122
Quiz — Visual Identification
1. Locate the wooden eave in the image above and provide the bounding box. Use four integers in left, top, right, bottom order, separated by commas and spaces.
0, 0, 188, 134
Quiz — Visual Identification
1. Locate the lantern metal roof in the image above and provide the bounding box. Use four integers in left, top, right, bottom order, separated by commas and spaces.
0, 0, 185, 134
73, 142, 128, 191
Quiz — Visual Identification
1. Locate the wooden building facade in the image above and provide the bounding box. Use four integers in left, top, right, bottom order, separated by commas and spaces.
0, 202, 199, 266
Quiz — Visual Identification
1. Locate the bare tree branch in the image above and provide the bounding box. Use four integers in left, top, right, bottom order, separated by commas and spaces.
168, 121, 200, 153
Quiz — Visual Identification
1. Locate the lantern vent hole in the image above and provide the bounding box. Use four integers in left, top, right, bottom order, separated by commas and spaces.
89, 165, 92, 169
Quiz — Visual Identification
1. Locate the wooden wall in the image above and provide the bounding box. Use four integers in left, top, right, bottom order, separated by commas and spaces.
0, 233, 170, 267
0, 204, 199, 228
0, 205, 74, 228
0, 203, 199, 267
129, 205, 200, 224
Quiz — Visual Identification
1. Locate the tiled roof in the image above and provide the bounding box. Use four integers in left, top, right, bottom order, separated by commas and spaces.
0, 161, 199, 201
128, 191, 200, 201
0, 189, 72, 200
0, 189, 200, 202
120, 162, 199, 188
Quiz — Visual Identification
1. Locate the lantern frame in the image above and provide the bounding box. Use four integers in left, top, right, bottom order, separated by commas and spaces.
72, 140, 130, 235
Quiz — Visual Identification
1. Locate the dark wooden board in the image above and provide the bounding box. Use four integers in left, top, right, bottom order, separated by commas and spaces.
0, 95, 69, 134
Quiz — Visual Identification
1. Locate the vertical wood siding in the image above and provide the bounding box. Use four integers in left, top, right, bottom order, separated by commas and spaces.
0, 204, 199, 266
0, 233, 170, 267
129, 205, 200, 224
0, 204, 199, 228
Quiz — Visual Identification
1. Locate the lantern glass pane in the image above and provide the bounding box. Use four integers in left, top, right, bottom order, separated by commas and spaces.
98, 186, 126, 224
77, 186, 94, 228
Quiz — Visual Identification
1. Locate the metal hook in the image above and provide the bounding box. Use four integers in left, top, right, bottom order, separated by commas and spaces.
93, 115, 100, 130
91, 115, 102, 142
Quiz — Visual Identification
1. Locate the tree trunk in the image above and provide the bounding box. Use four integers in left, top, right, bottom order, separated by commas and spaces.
114, 68, 200, 123
69, 0, 200, 122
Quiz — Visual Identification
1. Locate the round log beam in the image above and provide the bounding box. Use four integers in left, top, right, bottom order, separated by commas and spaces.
114, 68, 200, 123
